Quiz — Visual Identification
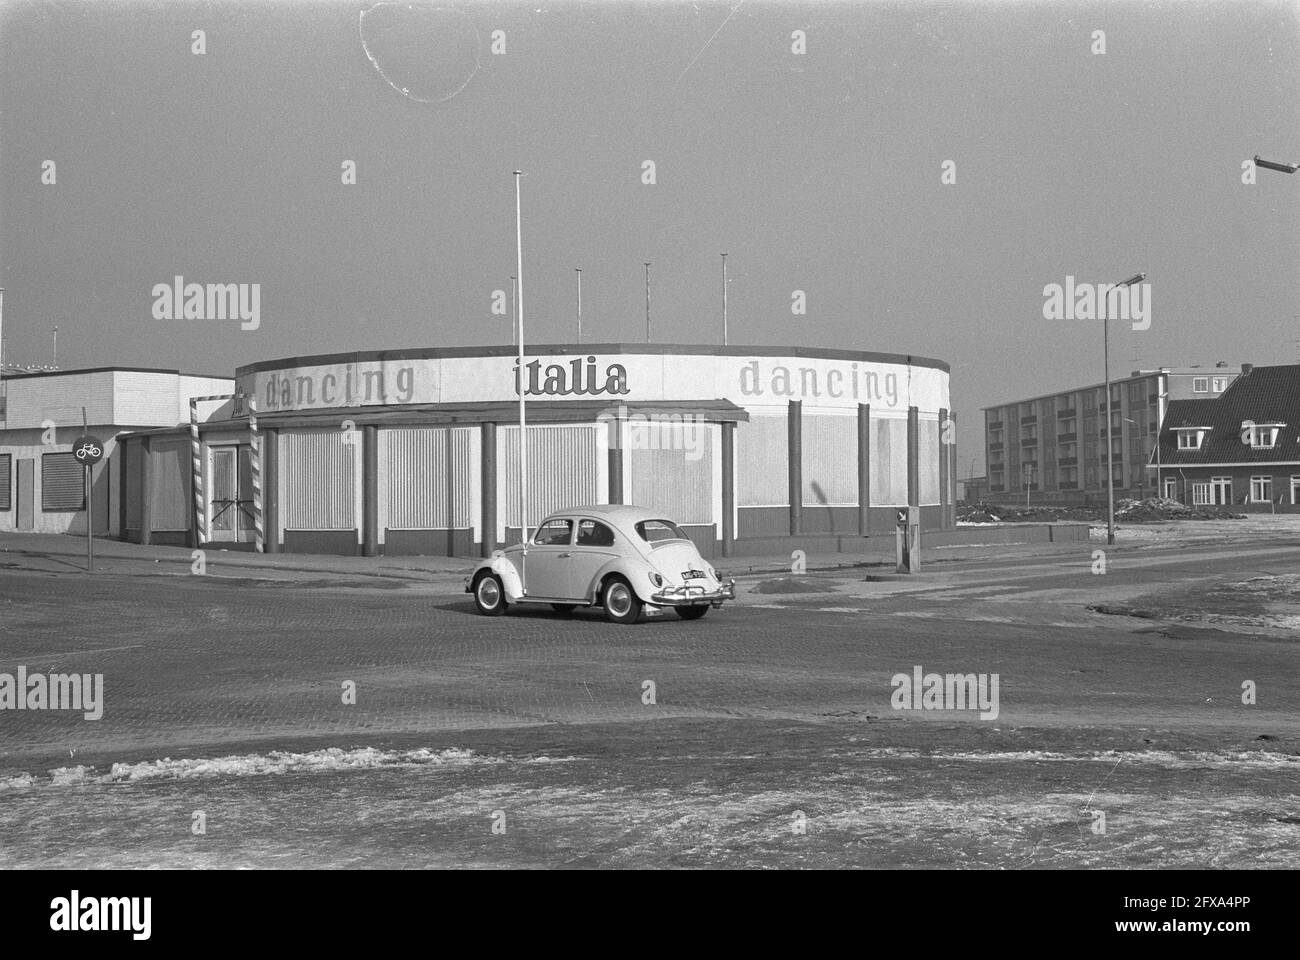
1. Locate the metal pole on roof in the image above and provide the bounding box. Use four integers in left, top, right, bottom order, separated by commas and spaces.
514, 171, 530, 582
575, 268, 582, 342
721, 253, 728, 346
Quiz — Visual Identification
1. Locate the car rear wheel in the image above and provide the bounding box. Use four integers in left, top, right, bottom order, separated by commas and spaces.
473, 572, 507, 616
602, 576, 642, 625
675, 605, 709, 620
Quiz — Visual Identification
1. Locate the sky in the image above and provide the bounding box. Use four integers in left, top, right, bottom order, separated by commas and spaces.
2, 0, 1299, 475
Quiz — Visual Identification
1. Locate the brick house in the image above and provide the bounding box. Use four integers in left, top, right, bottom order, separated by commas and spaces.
1155, 363, 1300, 511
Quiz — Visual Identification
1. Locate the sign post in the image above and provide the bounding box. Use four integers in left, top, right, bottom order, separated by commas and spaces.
895, 506, 919, 574
71, 433, 104, 571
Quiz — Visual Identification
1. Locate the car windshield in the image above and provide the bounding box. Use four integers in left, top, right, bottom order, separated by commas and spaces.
635, 519, 688, 544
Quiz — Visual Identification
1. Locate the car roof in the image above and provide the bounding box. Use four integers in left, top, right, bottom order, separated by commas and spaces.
540, 505, 672, 525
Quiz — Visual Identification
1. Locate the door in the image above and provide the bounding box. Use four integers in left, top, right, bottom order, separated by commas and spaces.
16, 458, 33, 530
1162, 477, 1177, 501
1210, 477, 1232, 506
522, 518, 573, 599
208, 445, 254, 543
567, 518, 619, 601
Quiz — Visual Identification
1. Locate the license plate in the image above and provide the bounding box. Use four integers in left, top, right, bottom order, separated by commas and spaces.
683, 569, 705, 580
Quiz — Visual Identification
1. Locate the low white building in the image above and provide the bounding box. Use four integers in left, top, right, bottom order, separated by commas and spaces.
0, 367, 233, 536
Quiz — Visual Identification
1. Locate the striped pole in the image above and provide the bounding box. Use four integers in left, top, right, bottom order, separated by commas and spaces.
188, 392, 243, 548
190, 398, 204, 546
248, 396, 263, 552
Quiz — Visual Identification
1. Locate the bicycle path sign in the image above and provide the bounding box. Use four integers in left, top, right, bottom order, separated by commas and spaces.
72, 435, 104, 465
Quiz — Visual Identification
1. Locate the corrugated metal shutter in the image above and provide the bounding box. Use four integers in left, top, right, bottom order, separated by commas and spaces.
736, 414, 787, 506
870, 417, 909, 506
802, 413, 857, 506
384, 426, 474, 529
41, 452, 84, 511
150, 440, 191, 530
919, 418, 939, 505
0, 454, 10, 510
282, 429, 356, 529
628, 421, 714, 523
497, 425, 599, 527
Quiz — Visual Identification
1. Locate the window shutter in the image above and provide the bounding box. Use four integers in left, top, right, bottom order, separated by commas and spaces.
41, 453, 85, 511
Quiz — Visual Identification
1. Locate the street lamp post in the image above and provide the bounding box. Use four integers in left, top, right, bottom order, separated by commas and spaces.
1103, 272, 1146, 546
1253, 154, 1300, 175
644, 262, 651, 342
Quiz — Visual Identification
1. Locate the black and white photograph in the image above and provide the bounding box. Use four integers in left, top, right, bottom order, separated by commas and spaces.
0, 0, 1294, 932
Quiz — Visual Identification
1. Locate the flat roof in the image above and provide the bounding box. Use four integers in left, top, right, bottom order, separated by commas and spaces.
235, 343, 951, 377
1, 366, 234, 382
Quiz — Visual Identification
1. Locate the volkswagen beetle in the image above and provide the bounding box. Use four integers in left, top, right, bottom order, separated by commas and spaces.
465, 505, 736, 623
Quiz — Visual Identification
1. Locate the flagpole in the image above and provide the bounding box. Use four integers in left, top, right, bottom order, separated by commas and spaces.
514, 171, 529, 590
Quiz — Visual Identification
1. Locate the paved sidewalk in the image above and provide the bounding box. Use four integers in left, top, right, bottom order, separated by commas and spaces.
0, 529, 1093, 586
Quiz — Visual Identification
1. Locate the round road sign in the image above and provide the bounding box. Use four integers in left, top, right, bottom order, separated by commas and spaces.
71, 435, 105, 465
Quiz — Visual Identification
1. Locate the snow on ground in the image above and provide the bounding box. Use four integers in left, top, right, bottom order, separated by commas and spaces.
0, 746, 577, 792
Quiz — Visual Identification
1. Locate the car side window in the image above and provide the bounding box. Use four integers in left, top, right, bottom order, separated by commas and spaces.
576, 519, 615, 547
533, 519, 573, 546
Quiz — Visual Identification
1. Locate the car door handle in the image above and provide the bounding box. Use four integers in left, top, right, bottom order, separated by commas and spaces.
558, 552, 571, 558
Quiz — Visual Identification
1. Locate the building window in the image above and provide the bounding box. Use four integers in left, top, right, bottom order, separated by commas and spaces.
1192, 482, 1210, 505
1292, 477, 1300, 505
1248, 425, 1280, 449
0, 453, 10, 510
1212, 377, 1228, 392
1192, 378, 1209, 393
1176, 429, 1204, 450
1251, 476, 1273, 503
41, 452, 85, 511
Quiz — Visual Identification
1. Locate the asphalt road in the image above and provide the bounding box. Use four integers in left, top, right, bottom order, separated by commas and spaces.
0, 535, 1297, 868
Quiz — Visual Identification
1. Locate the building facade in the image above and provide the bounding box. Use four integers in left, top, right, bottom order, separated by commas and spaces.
9, 344, 956, 557
1156, 363, 1300, 511
982, 364, 1243, 504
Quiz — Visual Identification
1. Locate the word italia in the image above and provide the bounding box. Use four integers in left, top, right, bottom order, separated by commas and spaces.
514, 356, 629, 396
890, 664, 999, 720
0, 667, 103, 720
738, 360, 900, 406
50, 891, 151, 941
151, 276, 261, 330
262, 365, 416, 409
1042, 275, 1151, 331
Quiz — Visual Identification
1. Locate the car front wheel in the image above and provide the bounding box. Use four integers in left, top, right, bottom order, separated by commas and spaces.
602, 576, 642, 625
473, 572, 508, 616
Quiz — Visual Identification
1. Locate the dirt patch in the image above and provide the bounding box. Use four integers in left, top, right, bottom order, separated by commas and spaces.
1089, 574, 1300, 632
749, 577, 842, 595
960, 498, 1246, 524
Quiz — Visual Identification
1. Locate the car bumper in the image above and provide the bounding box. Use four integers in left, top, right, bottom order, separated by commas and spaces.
649, 579, 736, 607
